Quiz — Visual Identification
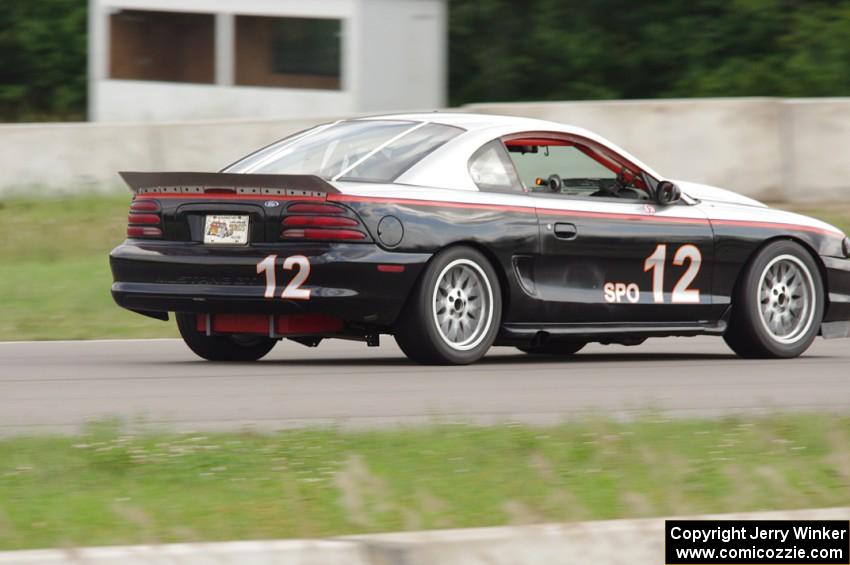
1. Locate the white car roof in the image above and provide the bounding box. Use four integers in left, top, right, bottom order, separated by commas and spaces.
357, 111, 563, 131
354, 112, 662, 191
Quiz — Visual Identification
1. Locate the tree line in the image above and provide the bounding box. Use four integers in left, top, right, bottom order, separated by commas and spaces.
0, 0, 87, 121
449, 0, 850, 105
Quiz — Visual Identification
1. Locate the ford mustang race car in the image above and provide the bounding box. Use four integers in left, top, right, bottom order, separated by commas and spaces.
110, 113, 850, 365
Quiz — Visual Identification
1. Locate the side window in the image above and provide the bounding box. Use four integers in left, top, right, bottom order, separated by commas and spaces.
512, 145, 614, 191
468, 141, 521, 192
505, 138, 649, 200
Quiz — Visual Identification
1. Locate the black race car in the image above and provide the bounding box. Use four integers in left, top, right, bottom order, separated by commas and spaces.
110, 113, 850, 364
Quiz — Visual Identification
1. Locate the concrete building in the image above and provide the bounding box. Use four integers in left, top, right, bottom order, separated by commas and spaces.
88, 0, 447, 122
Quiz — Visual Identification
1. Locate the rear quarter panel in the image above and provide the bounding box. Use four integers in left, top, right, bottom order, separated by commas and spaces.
330, 184, 543, 323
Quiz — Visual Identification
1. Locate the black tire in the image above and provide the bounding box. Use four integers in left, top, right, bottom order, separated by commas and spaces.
723, 240, 824, 359
517, 341, 586, 356
394, 246, 502, 365
176, 312, 277, 361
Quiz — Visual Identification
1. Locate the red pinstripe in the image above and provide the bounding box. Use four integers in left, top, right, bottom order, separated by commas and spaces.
136, 192, 844, 239
330, 195, 842, 236
330, 193, 698, 223
709, 219, 841, 238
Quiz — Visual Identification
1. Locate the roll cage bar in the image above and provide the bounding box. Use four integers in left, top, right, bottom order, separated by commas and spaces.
500, 131, 662, 197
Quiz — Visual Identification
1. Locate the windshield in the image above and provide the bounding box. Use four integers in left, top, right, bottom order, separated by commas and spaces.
226, 120, 463, 182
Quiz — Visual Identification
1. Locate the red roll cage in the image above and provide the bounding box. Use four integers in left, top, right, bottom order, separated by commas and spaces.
501, 132, 653, 192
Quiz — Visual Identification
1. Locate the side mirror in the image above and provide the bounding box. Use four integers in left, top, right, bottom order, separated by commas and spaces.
655, 181, 682, 206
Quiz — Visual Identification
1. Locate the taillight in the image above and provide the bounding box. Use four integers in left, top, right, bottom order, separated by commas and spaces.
281, 202, 368, 242
283, 216, 358, 227
130, 200, 160, 212
282, 228, 367, 241
127, 226, 163, 237
128, 199, 162, 238
127, 213, 160, 225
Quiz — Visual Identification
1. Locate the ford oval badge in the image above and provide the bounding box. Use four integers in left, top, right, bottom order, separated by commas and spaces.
264, 200, 280, 208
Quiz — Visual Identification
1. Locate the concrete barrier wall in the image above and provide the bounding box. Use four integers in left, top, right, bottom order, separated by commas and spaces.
0, 97, 848, 202
782, 98, 850, 202
465, 98, 787, 201
0, 118, 328, 197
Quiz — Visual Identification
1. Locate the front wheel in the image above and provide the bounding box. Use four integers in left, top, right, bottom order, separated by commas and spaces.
723, 241, 824, 359
394, 246, 502, 365
176, 313, 277, 361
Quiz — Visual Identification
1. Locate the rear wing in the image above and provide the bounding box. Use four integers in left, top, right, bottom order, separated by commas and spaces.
119, 172, 339, 198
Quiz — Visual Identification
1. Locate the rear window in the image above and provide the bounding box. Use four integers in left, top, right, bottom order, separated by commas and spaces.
227, 120, 463, 182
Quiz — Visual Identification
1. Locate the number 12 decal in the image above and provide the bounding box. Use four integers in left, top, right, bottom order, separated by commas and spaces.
643, 244, 702, 304
256, 254, 311, 300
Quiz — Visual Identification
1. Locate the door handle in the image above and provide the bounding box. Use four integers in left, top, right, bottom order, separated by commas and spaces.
553, 222, 578, 240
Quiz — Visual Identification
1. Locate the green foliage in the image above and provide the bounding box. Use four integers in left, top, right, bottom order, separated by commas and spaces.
0, 0, 87, 122
448, 0, 850, 105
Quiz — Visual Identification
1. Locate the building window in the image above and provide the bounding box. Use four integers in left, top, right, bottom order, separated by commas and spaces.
235, 16, 341, 90
109, 10, 215, 84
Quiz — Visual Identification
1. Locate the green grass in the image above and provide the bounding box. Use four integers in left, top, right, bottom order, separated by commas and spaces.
0, 415, 848, 550
0, 195, 848, 341
0, 196, 177, 340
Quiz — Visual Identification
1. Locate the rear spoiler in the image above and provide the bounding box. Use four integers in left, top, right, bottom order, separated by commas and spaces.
119, 172, 339, 198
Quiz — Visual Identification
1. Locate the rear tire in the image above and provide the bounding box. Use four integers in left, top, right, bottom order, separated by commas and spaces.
394, 246, 502, 365
723, 240, 823, 359
176, 313, 277, 361
517, 341, 586, 356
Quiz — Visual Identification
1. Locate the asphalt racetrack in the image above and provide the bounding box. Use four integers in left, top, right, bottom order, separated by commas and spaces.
1, 336, 848, 435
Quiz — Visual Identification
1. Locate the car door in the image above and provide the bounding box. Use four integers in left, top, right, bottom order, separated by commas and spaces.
503, 133, 717, 325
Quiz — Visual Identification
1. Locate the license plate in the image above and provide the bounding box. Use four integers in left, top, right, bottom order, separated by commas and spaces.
204, 215, 249, 245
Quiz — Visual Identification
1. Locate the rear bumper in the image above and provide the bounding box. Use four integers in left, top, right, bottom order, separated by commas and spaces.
110, 240, 429, 327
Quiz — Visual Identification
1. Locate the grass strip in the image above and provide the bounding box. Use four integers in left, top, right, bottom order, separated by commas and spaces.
0, 196, 174, 340
0, 415, 848, 550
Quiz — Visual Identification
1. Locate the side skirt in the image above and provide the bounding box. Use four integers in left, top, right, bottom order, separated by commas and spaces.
498, 320, 728, 345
